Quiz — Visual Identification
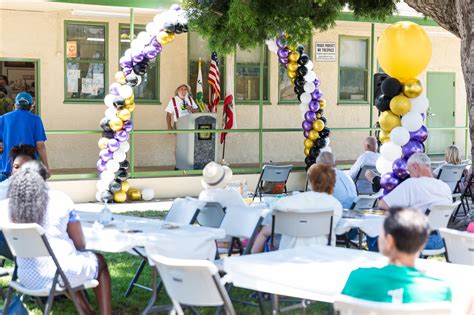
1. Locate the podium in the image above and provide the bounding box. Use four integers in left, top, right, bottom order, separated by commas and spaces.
176, 113, 218, 170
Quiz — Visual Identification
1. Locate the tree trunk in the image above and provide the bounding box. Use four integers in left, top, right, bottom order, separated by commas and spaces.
405, 0, 473, 159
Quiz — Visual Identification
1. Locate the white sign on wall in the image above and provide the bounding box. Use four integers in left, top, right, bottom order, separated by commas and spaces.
315, 42, 336, 62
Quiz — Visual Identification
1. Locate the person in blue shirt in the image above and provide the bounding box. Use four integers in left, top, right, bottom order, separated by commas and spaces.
0, 92, 48, 181
316, 151, 357, 209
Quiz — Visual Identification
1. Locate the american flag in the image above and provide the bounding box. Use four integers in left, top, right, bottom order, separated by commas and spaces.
220, 54, 236, 144
207, 52, 221, 113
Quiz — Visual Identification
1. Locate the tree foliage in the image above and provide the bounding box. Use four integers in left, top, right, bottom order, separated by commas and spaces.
183, 0, 398, 53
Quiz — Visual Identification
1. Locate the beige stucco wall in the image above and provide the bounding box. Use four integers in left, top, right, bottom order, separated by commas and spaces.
0, 9, 468, 175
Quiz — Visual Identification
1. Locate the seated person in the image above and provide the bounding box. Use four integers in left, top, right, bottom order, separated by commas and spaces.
433, 145, 463, 177
0, 144, 36, 200
349, 137, 380, 193
252, 164, 342, 252
1, 161, 112, 315
199, 161, 246, 209
342, 207, 452, 303
316, 152, 357, 209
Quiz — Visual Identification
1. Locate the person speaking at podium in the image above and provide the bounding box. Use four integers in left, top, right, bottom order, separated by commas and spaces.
165, 84, 198, 130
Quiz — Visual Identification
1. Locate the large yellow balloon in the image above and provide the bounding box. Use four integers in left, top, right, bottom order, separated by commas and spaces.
113, 191, 127, 203
379, 110, 401, 131
403, 78, 423, 98
287, 61, 298, 72
379, 129, 391, 144
308, 130, 319, 141
127, 188, 141, 201
312, 119, 325, 132
377, 21, 432, 82
390, 95, 411, 116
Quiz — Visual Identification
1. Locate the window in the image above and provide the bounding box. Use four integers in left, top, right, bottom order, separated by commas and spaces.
119, 24, 159, 102
235, 46, 268, 102
338, 36, 369, 103
65, 21, 107, 102
188, 32, 224, 103
278, 42, 311, 103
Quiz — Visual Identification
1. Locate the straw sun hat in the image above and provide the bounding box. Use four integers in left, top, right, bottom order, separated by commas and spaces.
201, 162, 233, 189
174, 83, 192, 96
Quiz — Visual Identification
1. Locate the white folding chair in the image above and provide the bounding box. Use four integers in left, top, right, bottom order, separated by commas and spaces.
437, 164, 467, 214
253, 164, 292, 201
1, 223, 98, 315
354, 165, 377, 195
196, 202, 226, 228
422, 202, 460, 258
334, 295, 451, 315
124, 197, 203, 297
148, 254, 236, 315
439, 228, 474, 265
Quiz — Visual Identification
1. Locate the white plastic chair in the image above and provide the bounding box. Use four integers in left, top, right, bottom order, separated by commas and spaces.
253, 164, 292, 200
197, 202, 226, 228
148, 254, 236, 315
354, 165, 377, 195
334, 295, 451, 315
1, 223, 98, 315
439, 228, 474, 265
437, 164, 467, 198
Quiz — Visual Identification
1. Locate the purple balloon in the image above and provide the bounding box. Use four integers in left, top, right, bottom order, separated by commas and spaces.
119, 56, 132, 68
96, 159, 107, 172
308, 100, 320, 112
410, 125, 428, 143
311, 89, 323, 100
402, 140, 425, 159
313, 78, 321, 88
421, 113, 425, 121
304, 111, 316, 122
150, 38, 163, 53
303, 130, 309, 138
115, 130, 129, 142
123, 120, 133, 132
302, 120, 313, 131
109, 82, 121, 95
277, 48, 289, 59
278, 57, 289, 65
99, 149, 113, 162
392, 158, 409, 179
276, 37, 288, 49
380, 172, 400, 191
107, 138, 120, 152
382, 188, 392, 196
123, 67, 133, 76
132, 51, 144, 63
143, 46, 158, 59
170, 4, 181, 10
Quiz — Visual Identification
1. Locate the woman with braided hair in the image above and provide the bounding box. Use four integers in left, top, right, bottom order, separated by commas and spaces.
1, 162, 112, 314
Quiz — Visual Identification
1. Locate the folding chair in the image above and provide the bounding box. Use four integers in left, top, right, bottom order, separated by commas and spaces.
354, 165, 377, 195
196, 202, 226, 228
253, 164, 292, 201
421, 202, 460, 258
334, 295, 451, 315
437, 164, 468, 216
148, 254, 236, 315
1, 223, 98, 315
439, 227, 474, 265
124, 197, 202, 297
460, 173, 473, 217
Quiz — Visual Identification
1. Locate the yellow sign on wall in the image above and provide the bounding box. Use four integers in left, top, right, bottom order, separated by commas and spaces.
66, 40, 77, 59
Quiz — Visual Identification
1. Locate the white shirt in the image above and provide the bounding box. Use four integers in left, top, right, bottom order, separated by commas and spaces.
199, 188, 247, 210
349, 151, 380, 180
165, 96, 198, 122
382, 177, 452, 212
271, 191, 343, 249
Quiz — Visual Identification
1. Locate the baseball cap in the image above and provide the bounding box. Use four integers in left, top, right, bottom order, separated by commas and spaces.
15, 92, 33, 105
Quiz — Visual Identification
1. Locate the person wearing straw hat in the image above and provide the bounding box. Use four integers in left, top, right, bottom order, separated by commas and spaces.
199, 161, 247, 209
165, 84, 198, 130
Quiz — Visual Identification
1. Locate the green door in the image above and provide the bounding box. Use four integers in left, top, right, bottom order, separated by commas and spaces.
426, 72, 456, 155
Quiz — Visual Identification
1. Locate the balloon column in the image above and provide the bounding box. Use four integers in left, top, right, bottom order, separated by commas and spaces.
375, 21, 431, 194
266, 35, 331, 170
96, 5, 188, 203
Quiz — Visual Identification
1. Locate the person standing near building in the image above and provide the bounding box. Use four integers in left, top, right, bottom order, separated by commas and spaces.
165, 84, 198, 130
0, 92, 49, 181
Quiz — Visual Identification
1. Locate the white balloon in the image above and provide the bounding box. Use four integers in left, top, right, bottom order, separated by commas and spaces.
380, 141, 402, 161
304, 71, 316, 82
141, 188, 155, 201
95, 191, 103, 202
146, 22, 161, 36
305, 60, 314, 71
105, 107, 118, 120
124, 48, 133, 57
120, 141, 130, 152
104, 94, 115, 107
118, 85, 133, 99
100, 170, 115, 183
299, 103, 307, 118
130, 38, 145, 51
113, 150, 127, 162
401, 112, 423, 132
135, 75, 143, 87
106, 159, 120, 172
390, 127, 410, 146
303, 81, 316, 93
268, 42, 278, 53
300, 92, 312, 104
410, 95, 429, 113
321, 146, 332, 153
96, 180, 109, 193
153, 13, 162, 24
376, 157, 393, 175
137, 31, 152, 45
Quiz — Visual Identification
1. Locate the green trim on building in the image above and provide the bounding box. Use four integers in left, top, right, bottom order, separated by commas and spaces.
336, 12, 438, 27
50, 0, 175, 9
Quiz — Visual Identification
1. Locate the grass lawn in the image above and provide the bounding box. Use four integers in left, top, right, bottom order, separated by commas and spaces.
1, 210, 331, 314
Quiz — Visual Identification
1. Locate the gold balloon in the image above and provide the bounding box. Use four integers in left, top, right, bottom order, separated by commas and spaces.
113, 191, 127, 203
117, 109, 131, 122
98, 137, 109, 150
127, 188, 142, 201
126, 103, 136, 113
304, 139, 314, 149
316, 113, 322, 119
288, 51, 300, 62
290, 77, 296, 84
319, 99, 327, 109
287, 70, 297, 79
166, 32, 176, 43
109, 117, 124, 132
121, 181, 130, 193
157, 31, 169, 44
304, 148, 310, 156
308, 130, 319, 141
114, 71, 126, 84
403, 78, 423, 98
390, 95, 411, 116
312, 119, 325, 132
379, 110, 401, 131
377, 21, 432, 82
125, 98, 134, 106
379, 129, 391, 144
287, 61, 298, 72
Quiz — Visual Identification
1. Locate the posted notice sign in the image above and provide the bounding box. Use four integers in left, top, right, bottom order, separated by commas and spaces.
315, 42, 336, 62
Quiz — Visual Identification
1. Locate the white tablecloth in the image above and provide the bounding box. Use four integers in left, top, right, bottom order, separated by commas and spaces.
336, 215, 385, 237
223, 245, 473, 313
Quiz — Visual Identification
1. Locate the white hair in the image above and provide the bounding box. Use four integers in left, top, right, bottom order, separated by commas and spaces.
407, 153, 431, 168
316, 151, 336, 167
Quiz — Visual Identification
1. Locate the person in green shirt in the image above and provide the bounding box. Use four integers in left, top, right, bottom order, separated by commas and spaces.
342, 207, 452, 304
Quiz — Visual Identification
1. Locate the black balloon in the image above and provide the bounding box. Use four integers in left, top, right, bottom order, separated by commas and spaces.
126, 73, 139, 87
109, 180, 122, 193
133, 63, 147, 75
182, 24, 189, 33
294, 85, 304, 95
100, 190, 113, 203
102, 131, 115, 139
115, 169, 129, 182
319, 127, 331, 138
100, 118, 112, 132
309, 147, 320, 159
305, 156, 316, 167
297, 66, 308, 77
319, 116, 327, 124
375, 94, 391, 112
163, 21, 176, 33
175, 23, 184, 34
297, 54, 309, 66
296, 45, 305, 54
315, 138, 327, 149
381, 77, 402, 98
113, 96, 126, 109
119, 160, 130, 170
295, 77, 305, 88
